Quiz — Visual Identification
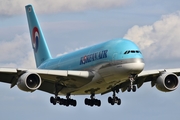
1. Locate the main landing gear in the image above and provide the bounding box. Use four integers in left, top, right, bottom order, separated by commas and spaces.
50, 94, 77, 107
84, 93, 101, 107
108, 90, 121, 105
127, 74, 137, 92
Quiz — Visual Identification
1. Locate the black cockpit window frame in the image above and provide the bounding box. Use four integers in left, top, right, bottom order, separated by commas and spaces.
124, 50, 141, 54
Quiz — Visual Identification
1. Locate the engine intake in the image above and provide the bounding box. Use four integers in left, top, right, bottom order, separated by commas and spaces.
17, 72, 42, 92
156, 72, 179, 92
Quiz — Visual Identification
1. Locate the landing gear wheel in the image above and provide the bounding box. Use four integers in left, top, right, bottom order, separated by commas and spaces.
108, 97, 112, 103
65, 100, 69, 107
111, 100, 115, 105
127, 86, 131, 92
108, 91, 121, 105
85, 98, 94, 107
94, 99, 101, 107
84, 94, 101, 107
50, 96, 54, 103
50, 96, 56, 105
70, 99, 77, 106
132, 85, 136, 92
85, 98, 89, 105
50, 92, 77, 107
117, 98, 121, 105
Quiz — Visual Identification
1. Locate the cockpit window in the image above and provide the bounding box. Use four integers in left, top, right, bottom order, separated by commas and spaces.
124, 50, 141, 54
131, 50, 135, 53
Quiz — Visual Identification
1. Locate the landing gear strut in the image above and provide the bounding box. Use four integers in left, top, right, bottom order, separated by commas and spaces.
127, 74, 137, 92
84, 93, 101, 107
108, 90, 121, 105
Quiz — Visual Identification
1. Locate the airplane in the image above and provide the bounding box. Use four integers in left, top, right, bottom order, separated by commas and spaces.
0, 4, 179, 107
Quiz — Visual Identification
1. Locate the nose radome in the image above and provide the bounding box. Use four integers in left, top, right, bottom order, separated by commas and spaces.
131, 62, 145, 73
123, 59, 145, 74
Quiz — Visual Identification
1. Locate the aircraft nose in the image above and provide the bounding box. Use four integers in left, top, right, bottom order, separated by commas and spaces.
123, 58, 145, 74
131, 60, 145, 73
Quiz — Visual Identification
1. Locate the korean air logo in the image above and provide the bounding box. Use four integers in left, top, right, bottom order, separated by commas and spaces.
32, 27, 39, 52
82, 56, 87, 64
80, 50, 108, 65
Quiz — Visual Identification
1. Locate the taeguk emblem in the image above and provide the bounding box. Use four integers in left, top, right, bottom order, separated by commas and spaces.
32, 27, 40, 52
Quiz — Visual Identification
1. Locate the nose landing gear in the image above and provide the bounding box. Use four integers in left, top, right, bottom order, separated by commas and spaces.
127, 74, 137, 92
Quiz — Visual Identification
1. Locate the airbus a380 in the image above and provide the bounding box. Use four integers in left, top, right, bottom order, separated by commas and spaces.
0, 4, 179, 107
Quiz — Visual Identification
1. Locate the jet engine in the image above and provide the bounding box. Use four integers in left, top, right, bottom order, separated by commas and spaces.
17, 72, 42, 92
156, 72, 179, 92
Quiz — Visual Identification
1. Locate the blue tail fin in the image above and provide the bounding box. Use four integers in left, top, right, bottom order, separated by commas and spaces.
25, 5, 52, 67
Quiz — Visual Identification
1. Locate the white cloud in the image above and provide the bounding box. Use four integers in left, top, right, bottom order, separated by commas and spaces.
123, 25, 154, 50
0, 33, 36, 68
0, 0, 129, 16
124, 11, 180, 66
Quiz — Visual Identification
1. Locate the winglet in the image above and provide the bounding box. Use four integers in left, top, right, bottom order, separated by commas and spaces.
25, 5, 52, 68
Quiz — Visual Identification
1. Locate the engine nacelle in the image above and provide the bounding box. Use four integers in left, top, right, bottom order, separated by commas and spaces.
156, 72, 179, 92
17, 72, 42, 92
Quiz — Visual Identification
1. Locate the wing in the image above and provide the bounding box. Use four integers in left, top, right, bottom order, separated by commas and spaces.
102, 68, 180, 95
0, 68, 94, 95
136, 69, 180, 88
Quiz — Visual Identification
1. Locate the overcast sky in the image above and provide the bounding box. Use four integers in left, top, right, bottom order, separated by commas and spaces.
0, 0, 180, 120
